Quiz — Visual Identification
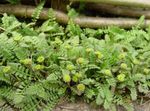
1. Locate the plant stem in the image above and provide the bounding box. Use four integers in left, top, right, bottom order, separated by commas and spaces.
0, 4, 150, 28
70, 0, 150, 8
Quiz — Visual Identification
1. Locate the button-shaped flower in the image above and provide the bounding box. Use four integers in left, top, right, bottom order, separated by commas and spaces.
117, 73, 125, 82
77, 83, 85, 92
3, 66, 11, 73
37, 56, 45, 63
63, 74, 71, 83
120, 63, 128, 69
34, 64, 44, 70
118, 53, 126, 60
76, 57, 84, 64
95, 51, 103, 59
104, 69, 112, 76
66, 64, 75, 71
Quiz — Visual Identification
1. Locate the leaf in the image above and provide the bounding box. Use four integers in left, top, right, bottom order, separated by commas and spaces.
85, 88, 95, 99
25, 84, 48, 100
122, 102, 134, 111
32, 0, 45, 22
110, 104, 117, 111
40, 20, 58, 32
14, 47, 29, 59
80, 79, 95, 85
46, 73, 59, 82
106, 78, 116, 87
13, 93, 24, 104
104, 100, 111, 109
132, 73, 146, 82
129, 87, 137, 101
136, 15, 145, 28
2, 13, 21, 31
0, 72, 11, 84
6, 0, 20, 4
96, 93, 103, 105
87, 64, 100, 70
67, 8, 78, 19
138, 83, 149, 94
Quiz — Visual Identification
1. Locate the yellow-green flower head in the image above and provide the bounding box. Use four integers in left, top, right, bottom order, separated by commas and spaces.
120, 63, 128, 69
64, 44, 71, 50
34, 64, 44, 70
63, 74, 71, 83
118, 53, 126, 60
77, 84, 85, 92
86, 48, 92, 53
117, 73, 125, 82
13, 36, 22, 42
104, 69, 112, 76
37, 56, 45, 63
21, 59, 32, 65
72, 76, 78, 82
133, 59, 140, 65
3, 66, 11, 73
139, 56, 144, 60
13, 32, 22, 42
66, 64, 75, 71
95, 51, 103, 59
55, 38, 62, 45
75, 73, 82, 78
76, 57, 84, 64
144, 68, 149, 74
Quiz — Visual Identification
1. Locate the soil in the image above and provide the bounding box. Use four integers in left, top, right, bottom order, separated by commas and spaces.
0, 97, 150, 111
53, 101, 150, 111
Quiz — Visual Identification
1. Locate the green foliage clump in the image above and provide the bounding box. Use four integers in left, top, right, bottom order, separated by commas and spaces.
0, 11, 150, 111
6, 0, 20, 4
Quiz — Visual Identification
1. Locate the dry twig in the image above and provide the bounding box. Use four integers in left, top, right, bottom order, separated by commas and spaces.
0, 4, 150, 28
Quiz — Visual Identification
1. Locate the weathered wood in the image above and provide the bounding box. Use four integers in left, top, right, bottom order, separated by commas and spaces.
51, 0, 69, 11
70, 0, 150, 8
85, 3, 150, 19
0, 4, 150, 28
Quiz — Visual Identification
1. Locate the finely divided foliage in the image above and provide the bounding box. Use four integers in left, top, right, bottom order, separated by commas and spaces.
0, 5, 150, 111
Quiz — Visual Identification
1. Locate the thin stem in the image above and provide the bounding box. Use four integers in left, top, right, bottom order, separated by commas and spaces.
0, 27, 5, 32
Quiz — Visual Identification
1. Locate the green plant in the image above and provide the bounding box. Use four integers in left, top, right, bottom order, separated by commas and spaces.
0, 10, 150, 111
6, 0, 20, 4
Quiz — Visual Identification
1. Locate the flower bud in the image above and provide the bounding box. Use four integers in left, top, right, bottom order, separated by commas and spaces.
37, 56, 45, 63
76, 58, 84, 64
77, 84, 85, 92
120, 63, 128, 69
66, 64, 75, 71
104, 69, 112, 76
63, 74, 71, 83
3, 66, 11, 73
117, 74, 125, 82
34, 65, 44, 70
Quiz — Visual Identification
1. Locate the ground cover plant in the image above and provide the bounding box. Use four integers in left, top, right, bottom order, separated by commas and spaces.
0, 7, 150, 111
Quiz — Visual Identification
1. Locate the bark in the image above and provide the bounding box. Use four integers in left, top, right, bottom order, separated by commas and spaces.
85, 3, 150, 19
0, 4, 150, 28
70, 0, 150, 8
51, 0, 69, 11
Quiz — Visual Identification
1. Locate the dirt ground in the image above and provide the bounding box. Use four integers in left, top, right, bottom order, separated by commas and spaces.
54, 101, 150, 111
0, 99, 150, 111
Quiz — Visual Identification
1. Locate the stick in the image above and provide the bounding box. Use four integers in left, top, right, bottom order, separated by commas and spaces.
0, 4, 150, 28
85, 3, 150, 19
70, 0, 150, 8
